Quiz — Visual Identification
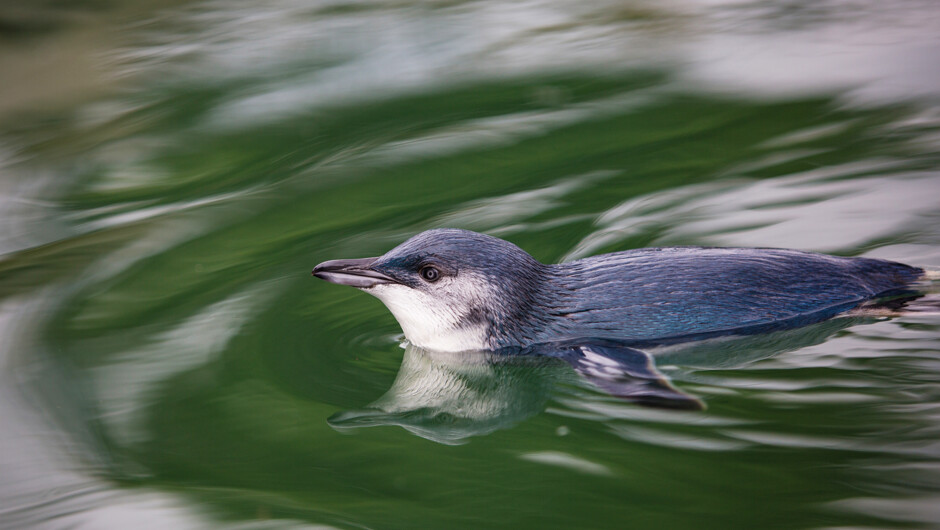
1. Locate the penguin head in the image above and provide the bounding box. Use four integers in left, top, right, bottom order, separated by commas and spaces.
313, 229, 545, 351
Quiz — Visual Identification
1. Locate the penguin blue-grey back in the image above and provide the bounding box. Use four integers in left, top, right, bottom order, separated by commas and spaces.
552, 246, 922, 346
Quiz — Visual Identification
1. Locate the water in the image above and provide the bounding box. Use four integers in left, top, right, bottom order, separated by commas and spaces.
1, 1, 940, 528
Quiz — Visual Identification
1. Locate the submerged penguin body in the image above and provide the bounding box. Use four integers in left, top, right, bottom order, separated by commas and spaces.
313, 229, 925, 352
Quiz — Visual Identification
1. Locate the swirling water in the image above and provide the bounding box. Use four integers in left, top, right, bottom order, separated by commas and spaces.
1, 1, 940, 528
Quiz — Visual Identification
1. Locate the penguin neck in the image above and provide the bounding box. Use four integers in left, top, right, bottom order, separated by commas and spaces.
483, 263, 576, 349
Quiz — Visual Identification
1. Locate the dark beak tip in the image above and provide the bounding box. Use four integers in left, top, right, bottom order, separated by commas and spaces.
311, 262, 336, 282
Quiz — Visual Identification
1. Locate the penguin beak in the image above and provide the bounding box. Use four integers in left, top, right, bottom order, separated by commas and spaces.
312, 257, 396, 288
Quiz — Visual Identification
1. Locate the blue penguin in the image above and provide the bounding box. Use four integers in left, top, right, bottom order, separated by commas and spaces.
313, 229, 927, 408
313, 228, 925, 350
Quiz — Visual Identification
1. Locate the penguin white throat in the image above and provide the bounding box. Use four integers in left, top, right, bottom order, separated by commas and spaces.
365, 272, 500, 352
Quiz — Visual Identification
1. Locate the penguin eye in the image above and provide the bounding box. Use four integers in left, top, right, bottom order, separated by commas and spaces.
419, 265, 441, 282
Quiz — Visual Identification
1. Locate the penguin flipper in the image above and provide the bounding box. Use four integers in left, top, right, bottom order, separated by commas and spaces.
534, 341, 704, 410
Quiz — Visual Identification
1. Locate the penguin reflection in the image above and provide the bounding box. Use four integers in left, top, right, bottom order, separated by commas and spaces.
329, 316, 868, 444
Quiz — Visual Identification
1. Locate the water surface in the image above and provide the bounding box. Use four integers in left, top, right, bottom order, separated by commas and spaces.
2, 1, 940, 528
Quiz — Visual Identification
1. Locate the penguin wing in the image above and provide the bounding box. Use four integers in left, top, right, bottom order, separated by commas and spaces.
527, 340, 703, 410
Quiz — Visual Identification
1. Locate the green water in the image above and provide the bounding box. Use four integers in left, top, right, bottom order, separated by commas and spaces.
2, 1, 940, 528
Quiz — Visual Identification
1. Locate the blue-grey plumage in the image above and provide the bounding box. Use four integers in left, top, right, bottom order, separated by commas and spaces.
313, 228, 925, 353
